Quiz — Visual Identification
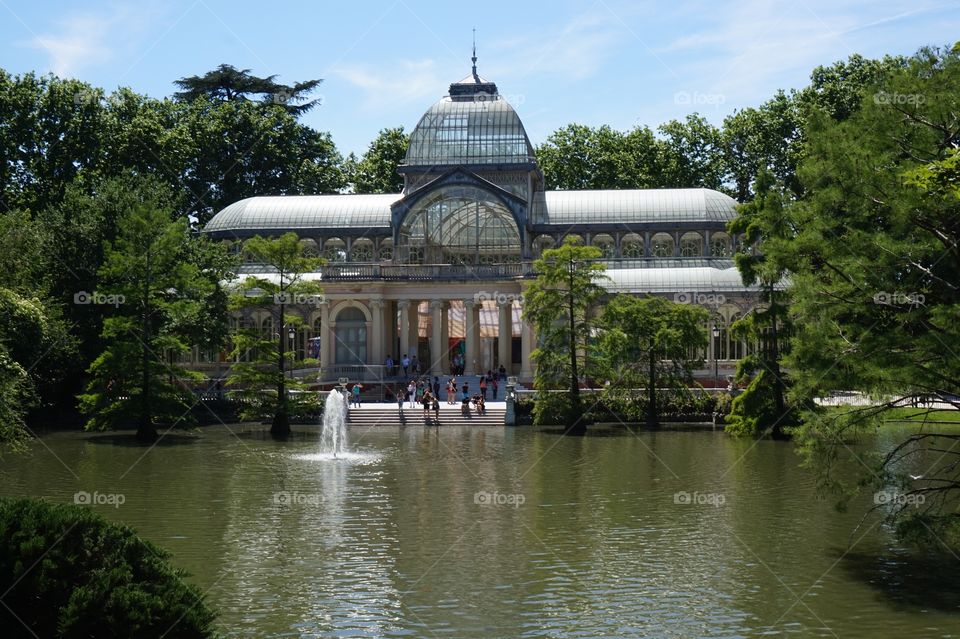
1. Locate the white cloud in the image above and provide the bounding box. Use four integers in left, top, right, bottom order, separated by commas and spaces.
20, 4, 162, 78
488, 9, 628, 82
333, 58, 447, 109
26, 14, 114, 76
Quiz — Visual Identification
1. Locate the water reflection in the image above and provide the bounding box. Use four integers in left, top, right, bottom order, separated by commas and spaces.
0, 426, 957, 637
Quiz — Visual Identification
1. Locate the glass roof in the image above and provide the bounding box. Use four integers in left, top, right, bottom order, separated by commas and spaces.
204, 194, 397, 237
404, 97, 536, 167
533, 188, 738, 226
604, 264, 758, 294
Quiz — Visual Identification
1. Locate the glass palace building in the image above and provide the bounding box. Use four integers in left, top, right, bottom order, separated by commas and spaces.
203, 62, 761, 386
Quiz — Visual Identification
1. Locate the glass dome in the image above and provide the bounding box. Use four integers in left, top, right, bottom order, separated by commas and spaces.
403, 96, 536, 167
397, 185, 521, 264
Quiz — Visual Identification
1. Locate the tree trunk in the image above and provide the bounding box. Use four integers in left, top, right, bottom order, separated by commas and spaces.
271, 298, 290, 440
566, 263, 585, 436
646, 346, 658, 428
138, 254, 157, 442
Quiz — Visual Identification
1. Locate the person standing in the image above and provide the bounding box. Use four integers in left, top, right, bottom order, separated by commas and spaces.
491, 375, 499, 399
407, 380, 416, 408
422, 390, 432, 418
432, 395, 440, 423
432, 376, 440, 399
351, 383, 362, 408
479, 375, 488, 400
396, 385, 405, 413
411, 355, 420, 375
402, 354, 410, 377
498, 364, 506, 380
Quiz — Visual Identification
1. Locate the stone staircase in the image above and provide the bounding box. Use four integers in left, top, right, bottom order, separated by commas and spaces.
346, 404, 505, 427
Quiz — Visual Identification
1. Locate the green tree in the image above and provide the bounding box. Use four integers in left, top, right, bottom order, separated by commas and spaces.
0, 497, 216, 638
227, 233, 323, 439
597, 294, 708, 426
349, 126, 408, 194
78, 182, 233, 441
537, 123, 664, 190
781, 45, 960, 549
174, 63, 323, 115
657, 114, 726, 191
724, 170, 799, 438
523, 237, 608, 434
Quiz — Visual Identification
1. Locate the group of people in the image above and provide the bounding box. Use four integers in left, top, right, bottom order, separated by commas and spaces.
383, 354, 420, 378
390, 374, 495, 421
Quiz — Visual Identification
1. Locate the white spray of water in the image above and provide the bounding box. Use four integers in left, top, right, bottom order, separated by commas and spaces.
319, 390, 348, 457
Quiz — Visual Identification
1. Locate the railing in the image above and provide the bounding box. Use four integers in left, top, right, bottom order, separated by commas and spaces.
237, 257, 738, 282
318, 262, 534, 281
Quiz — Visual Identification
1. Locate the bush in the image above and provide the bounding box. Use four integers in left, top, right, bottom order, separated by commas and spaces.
0, 497, 217, 638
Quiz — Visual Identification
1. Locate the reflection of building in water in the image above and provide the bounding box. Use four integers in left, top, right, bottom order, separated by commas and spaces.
198, 55, 762, 385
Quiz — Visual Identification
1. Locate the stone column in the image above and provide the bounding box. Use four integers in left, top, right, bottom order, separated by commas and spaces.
520, 313, 534, 381
440, 302, 450, 374
407, 300, 420, 362
464, 299, 481, 376
497, 301, 512, 375
398, 300, 410, 362
429, 300, 444, 375
318, 301, 331, 380
370, 299, 383, 370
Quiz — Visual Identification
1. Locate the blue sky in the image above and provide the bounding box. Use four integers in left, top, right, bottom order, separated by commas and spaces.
2, 0, 957, 157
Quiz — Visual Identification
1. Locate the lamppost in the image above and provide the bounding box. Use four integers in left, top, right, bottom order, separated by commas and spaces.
712, 324, 721, 388
287, 326, 296, 380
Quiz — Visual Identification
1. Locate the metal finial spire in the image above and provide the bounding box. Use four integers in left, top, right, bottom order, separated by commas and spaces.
471, 28, 478, 80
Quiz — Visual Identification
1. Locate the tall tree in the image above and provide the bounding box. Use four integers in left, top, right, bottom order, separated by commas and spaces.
174, 64, 323, 116
524, 238, 608, 434
227, 233, 323, 439
724, 170, 799, 438
78, 180, 234, 440
349, 127, 408, 194
782, 44, 960, 549
597, 294, 708, 427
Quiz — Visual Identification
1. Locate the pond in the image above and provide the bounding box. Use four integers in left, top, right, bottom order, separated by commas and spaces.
2, 423, 958, 638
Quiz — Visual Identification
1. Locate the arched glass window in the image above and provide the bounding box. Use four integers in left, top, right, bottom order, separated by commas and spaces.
532, 235, 555, 257
621, 233, 644, 258
710, 232, 732, 257
398, 185, 521, 265
299, 239, 319, 257
335, 307, 367, 365
323, 238, 347, 262
680, 232, 703, 257
378, 239, 393, 261
350, 239, 374, 262
592, 234, 615, 258
651, 233, 674, 258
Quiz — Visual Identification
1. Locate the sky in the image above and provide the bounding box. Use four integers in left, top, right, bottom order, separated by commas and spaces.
1, 0, 958, 157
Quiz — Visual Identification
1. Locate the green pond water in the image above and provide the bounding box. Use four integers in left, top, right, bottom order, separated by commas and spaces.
2, 423, 958, 638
